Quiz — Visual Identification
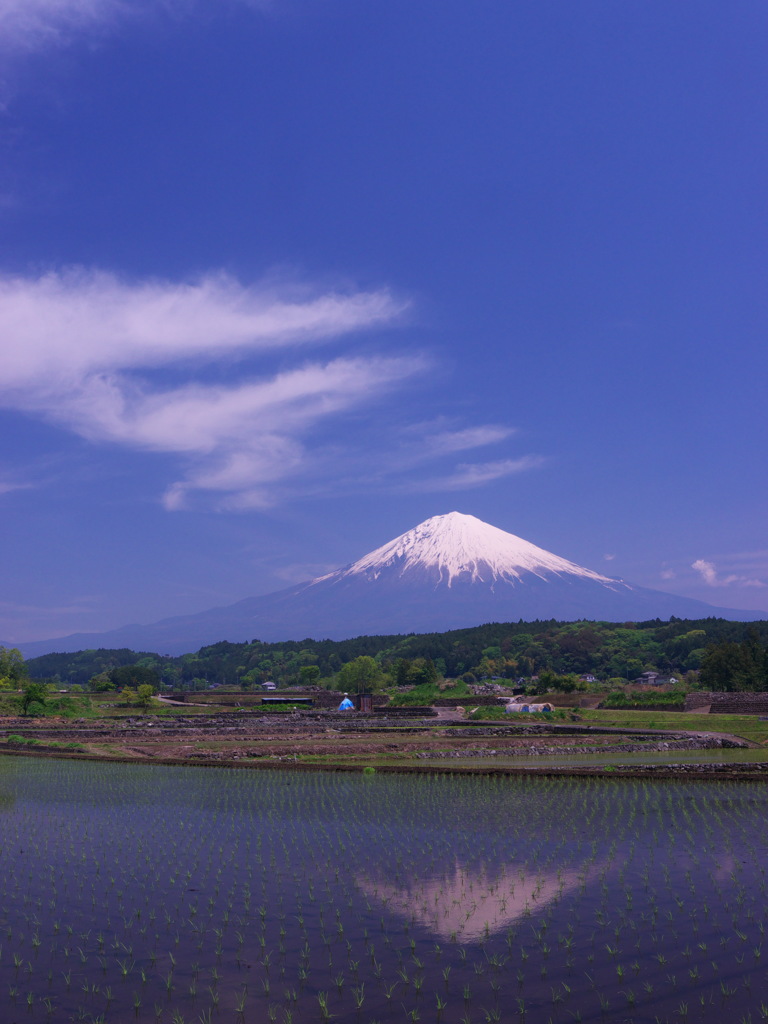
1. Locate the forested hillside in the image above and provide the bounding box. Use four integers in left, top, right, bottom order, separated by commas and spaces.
25, 617, 768, 691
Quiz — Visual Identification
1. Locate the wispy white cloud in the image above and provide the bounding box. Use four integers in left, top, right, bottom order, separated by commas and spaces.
0, 269, 402, 390
0, 478, 32, 495
0, 461, 38, 496
691, 558, 766, 589
307, 418, 539, 498
0, 267, 423, 507
0, 267, 544, 506
0, 0, 273, 54
423, 424, 516, 455
156, 355, 424, 509
412, 456, 545, 492
0, 0, 136, 52
712, 549, 768, 574
44, 355, 421, 454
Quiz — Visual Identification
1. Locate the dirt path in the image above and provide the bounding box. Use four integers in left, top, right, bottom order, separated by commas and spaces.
155, 695, 209, 707
431, 706, 466, 722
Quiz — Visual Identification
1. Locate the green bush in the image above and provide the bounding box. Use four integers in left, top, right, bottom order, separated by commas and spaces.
389, 680, 469, 706
600, 691, 685, 710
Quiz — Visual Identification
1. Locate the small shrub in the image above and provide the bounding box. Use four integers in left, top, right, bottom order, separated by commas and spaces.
600, 691, 684, 710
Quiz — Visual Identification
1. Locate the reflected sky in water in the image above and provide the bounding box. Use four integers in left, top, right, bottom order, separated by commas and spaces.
0, 757, 765, 1023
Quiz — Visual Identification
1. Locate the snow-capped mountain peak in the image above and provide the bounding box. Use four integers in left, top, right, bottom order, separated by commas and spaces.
314, 512, 615, 587
14, 511, 760, 657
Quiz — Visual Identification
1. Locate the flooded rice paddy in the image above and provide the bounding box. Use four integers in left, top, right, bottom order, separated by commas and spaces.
434, 748, 768, 770
0, 755, 766, 1023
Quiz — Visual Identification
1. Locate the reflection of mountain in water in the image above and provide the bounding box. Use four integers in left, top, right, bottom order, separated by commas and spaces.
358, 860, 587, 941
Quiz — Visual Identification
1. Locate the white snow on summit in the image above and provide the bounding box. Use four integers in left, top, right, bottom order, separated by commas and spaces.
314, 512, 616, 587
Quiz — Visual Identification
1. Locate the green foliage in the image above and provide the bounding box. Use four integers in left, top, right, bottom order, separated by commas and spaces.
533, 671, 583, 694
110, 665, 160, 690
700, 630, 768, 691
120, 683, 158, 711
406, 657, 439, 686
0, 696, 20, 718
600, 691, 685, 710
390, 679, 469, 706
0, 646, 28, 689
25, 617, 768, 696
256, 704, 294, 713
88, 671, 116, 692
336, 656, 385, 693
20, 681, 48, 716
29, 648, 160, 688
393, 657, 439, 687
47, 695, 92, 718
135, 683, 157, 710
299, 665, 321, 685
5, 734, 85, 750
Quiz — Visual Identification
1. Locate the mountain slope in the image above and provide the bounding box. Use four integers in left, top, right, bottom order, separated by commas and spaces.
314, 512, 616, 587
15, 512, 762, 657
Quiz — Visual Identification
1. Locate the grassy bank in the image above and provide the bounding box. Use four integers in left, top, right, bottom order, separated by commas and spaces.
576, 707, 768, 744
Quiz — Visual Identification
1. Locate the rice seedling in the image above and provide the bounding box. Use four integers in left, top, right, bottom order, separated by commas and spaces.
0, 759, 764, 1023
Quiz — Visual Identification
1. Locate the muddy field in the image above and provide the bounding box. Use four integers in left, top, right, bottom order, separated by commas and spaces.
0, 708, 761, 779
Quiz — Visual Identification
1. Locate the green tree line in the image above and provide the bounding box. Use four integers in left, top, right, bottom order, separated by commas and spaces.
22, 617, 768, 692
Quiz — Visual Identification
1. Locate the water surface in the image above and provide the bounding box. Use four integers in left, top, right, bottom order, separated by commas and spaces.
0, 755, 765, 1023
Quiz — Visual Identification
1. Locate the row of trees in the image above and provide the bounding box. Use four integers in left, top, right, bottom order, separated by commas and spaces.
699, 631, 768, 691
23, 617, 768, 693
0, 648, 163, 714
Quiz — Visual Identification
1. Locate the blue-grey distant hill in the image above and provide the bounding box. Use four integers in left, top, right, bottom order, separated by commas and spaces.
14, 513, 763, 658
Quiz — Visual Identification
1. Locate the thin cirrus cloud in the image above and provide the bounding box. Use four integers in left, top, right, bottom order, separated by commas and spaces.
0, 269, 402, 389
374, 421, 523, 475
424, 425, 516, 455
0, 267, 430, 507
0, 477, 33, 495
0, 0, 139, 51
413, 456, 546, 492
157, 355, 427, 510
0, 267, 544, 509
72, 358, 417, 453
0, 0, 271, 53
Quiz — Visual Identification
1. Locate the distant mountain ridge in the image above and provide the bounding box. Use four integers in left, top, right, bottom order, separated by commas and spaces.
13, 512, 762, 657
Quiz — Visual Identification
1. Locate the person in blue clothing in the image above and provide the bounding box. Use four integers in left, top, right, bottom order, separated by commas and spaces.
338, 692, 354, 710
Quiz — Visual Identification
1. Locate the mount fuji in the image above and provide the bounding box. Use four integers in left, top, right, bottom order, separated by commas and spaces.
16, 512, 760, 657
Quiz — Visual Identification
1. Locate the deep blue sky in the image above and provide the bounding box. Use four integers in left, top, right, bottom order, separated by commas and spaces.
1, 0, 766, 642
